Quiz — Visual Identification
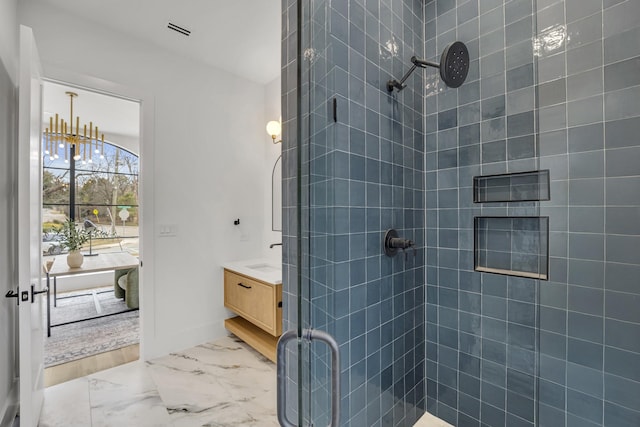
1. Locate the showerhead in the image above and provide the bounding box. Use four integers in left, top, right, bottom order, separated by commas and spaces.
387, 41, 470, 92
439, 41, 469, 88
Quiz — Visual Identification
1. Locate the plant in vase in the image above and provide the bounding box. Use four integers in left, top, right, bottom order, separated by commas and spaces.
57, 219, 90, 268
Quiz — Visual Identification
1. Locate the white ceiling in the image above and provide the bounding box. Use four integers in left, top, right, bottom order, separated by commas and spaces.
43, 81, 140, 146
38, 0, 282, 85
38, 0, 282, 148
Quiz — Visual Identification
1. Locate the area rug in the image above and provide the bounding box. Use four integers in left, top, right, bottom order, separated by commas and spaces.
45, 287, 139, 367
50, 288, 134, 324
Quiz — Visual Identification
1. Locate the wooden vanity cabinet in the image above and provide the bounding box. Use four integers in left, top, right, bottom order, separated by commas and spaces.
223, 269, 282, 362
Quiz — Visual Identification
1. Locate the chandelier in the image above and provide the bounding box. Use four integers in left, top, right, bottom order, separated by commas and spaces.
43, 91, 106, 164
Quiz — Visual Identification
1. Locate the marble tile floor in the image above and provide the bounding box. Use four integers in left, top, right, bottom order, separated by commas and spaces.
38, 335, 278, 427
39, 334, 447, 427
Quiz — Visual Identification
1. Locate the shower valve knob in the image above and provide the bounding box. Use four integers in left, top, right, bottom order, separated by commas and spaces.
388, 237, 414, 249
383, 229, 415, 257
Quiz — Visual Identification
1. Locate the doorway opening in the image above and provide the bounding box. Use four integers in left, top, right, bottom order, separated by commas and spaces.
40, 80, 142, 386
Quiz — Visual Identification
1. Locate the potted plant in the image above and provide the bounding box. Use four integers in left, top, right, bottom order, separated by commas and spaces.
57, 219, 89, 268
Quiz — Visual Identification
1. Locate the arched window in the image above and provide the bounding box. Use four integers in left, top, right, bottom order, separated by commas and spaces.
42, 142, 139, 256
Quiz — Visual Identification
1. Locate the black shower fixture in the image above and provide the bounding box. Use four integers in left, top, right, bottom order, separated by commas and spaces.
387, 41, 470, 92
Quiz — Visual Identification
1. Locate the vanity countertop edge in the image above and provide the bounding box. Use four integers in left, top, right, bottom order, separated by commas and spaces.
221, 259, 282, 286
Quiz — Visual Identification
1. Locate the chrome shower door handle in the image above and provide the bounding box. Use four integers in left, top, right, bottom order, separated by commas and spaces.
277, 330, 297, 427
276, 329, 341, 427
306, 329, 341, 427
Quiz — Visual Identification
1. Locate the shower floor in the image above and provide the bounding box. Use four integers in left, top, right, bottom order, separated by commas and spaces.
414, 411, 455, 427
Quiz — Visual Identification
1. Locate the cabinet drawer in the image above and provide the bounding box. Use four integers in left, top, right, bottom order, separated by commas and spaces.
224, 269, 281, 336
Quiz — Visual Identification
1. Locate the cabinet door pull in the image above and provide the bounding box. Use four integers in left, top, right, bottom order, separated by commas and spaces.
237, 282, 252, 289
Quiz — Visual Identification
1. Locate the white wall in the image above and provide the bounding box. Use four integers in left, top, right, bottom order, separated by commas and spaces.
0, 0, 18, 84
18, 0, 279, 358
0, 0, 19, 423
263, 76, 283, 264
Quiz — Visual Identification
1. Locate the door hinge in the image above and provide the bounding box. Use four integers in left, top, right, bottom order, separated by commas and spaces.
331, 97, 337, 123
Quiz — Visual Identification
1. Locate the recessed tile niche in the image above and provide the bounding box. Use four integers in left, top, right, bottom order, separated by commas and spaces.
474, 216, 549, 280
473, 170, 550, 203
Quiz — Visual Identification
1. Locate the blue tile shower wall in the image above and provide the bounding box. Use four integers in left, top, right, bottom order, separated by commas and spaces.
424, 1, 640, 426
283, 0, 427, 426
312, 0, 428, 425
424, 1, 542, 426
537, 1, 640, 426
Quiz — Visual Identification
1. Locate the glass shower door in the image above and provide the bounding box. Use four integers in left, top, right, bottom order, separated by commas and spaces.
286, 1, 340, 425
279, 0, 428, 426
278, 1, 338, 426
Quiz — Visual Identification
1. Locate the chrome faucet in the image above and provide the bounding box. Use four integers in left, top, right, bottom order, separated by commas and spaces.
269, 242, 282, 248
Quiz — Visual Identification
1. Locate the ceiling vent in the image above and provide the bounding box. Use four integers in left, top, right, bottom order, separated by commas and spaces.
167, 22, 191, 37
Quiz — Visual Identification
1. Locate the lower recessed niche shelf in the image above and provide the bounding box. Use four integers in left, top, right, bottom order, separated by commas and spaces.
474, 216, 549, 280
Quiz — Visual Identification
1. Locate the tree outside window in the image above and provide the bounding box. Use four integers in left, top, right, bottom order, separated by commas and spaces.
42, 141, 139, 257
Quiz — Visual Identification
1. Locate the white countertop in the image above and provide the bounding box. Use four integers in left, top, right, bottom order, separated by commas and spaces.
222, 259, 282, 285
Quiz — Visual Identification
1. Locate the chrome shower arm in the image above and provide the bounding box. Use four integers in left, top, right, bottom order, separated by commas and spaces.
386, 56, 439, 92
411, 56, 439, 69
387, 42, 470, 92
387, 63, 417, 92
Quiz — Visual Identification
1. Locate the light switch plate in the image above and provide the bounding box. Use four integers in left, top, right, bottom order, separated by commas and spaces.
158, 224, 178, 237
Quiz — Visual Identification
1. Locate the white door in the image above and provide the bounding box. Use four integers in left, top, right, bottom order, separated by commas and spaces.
17, 25, 45, 427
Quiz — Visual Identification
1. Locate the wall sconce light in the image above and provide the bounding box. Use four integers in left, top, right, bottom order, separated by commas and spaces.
266, 120, 282, 144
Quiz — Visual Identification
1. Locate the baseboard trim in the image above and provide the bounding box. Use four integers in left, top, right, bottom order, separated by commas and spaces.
142, 319, 228, 361
0, 379, 19, 427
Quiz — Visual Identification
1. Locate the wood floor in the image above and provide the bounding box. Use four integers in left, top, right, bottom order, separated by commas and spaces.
44, 344, 140, 387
